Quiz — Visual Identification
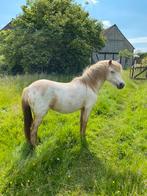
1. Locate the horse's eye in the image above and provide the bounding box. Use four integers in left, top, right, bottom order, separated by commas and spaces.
111, 70, 115, 74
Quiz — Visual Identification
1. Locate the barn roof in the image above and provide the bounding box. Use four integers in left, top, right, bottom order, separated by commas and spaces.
1, 21, 13, 30
103, 24, 135, 49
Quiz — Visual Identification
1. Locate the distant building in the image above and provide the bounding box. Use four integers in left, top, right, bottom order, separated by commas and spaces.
1, 21, 13, 30
92, 24, 135, 67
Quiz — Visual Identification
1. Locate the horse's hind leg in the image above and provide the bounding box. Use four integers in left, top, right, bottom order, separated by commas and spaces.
30, 116, 43, 146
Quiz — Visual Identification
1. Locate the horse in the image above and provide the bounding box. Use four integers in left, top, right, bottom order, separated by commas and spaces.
22, 60, 125, 146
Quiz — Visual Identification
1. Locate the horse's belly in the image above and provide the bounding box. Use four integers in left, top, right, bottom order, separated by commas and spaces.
52, 98, 83, 113
53, 103, 82, 113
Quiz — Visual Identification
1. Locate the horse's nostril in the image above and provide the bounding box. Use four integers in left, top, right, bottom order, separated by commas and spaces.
117, 82, 125, 89
119, 82, 125, 89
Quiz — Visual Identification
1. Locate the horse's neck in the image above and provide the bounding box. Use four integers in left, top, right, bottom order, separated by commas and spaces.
79, 72, 105, 93
80, 66, 106, 92
95, 78, 105, 91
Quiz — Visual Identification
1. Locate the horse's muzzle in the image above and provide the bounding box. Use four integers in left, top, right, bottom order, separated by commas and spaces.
117, 82, 125, 89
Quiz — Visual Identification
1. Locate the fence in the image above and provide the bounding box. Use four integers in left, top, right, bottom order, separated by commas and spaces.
130, 65, 147, 80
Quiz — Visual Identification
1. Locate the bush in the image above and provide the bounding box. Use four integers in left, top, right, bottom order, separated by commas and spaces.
141, 56, 147, 65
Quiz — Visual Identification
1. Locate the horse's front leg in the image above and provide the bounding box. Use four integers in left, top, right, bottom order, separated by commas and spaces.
80, 107, 92, 136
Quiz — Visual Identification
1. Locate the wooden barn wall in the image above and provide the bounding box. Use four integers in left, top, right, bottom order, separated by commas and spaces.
92, 26, 134, 68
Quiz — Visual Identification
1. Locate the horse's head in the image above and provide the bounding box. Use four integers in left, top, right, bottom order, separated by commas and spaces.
106, 60, 125, 89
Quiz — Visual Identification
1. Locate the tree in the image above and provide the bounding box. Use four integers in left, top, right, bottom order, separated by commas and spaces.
0, 0, 105, 74
119, 49, 133, 68
141, 56, 147, 65
135, 52, 147, 64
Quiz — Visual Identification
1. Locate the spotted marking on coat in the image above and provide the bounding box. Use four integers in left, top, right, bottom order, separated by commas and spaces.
49, 96, 58, 109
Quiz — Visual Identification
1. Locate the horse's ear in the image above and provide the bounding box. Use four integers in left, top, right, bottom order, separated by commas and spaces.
108, 60, 112, 66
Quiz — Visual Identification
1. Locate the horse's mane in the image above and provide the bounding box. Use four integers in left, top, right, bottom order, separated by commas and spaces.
73, 61, 108, 92
73, 60, 122, 92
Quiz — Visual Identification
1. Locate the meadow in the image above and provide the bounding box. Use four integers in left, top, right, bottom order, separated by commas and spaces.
0, 72, 146, 195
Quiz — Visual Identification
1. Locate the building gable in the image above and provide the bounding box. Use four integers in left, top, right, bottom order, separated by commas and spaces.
1, 22, 13, 30
101, 24, 134, 53
92, 24, 134, 67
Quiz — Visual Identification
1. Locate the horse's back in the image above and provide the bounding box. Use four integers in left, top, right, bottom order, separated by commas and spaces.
24, 79, 87, 114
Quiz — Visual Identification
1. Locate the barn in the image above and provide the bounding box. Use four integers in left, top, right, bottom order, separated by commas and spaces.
1, 22, 13, 30
92, 24, 134, 67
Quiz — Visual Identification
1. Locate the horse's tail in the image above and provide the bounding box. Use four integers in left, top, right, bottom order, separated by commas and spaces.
22, 89, 33, 143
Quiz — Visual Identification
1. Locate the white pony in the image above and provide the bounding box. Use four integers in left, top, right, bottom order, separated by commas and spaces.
22, 60, 125, 146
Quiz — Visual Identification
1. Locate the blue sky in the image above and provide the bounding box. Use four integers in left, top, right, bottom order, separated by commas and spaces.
0, 0, 147, 52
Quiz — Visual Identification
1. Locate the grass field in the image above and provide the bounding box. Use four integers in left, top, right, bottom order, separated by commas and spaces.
0, 72, 146, 195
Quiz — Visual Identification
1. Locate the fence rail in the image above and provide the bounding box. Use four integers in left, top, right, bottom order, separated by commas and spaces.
130, 65, 147, 80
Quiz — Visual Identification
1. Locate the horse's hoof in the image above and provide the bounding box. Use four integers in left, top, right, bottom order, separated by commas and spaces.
27, 142, 35, 150
80, 133, 86, 138
38, 137, 41, 144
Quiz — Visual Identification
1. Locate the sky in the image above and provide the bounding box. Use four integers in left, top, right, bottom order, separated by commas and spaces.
0, 0, 147, 52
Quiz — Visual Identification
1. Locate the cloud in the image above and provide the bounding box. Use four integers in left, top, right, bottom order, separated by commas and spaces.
134, 47, 147, 53
85, 0, 99, 5
129, 37, 147, 44
102, 20, 112, 28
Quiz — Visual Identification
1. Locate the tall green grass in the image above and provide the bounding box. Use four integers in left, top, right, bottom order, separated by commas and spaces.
0, 72, 146, 195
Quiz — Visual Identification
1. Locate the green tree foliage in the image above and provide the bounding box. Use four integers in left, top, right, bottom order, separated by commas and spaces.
0, 0, 105, 74
119, 49, 133, 60
135, 52, 147, 64
141, 56, 147, 65
119, 49, 133, 68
